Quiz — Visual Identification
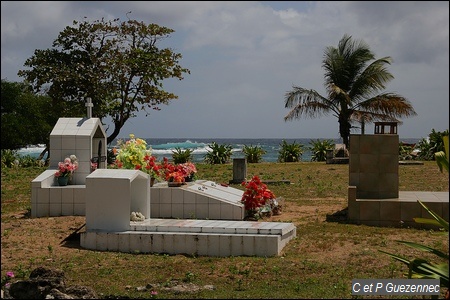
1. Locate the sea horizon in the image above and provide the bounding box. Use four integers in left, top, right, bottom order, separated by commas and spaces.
18, 137, 423, 163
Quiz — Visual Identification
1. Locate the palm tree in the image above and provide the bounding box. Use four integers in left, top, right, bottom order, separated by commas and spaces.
284, 34, 417, 149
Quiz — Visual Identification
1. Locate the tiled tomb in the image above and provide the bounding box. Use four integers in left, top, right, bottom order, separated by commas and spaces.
347, 133, 449, 228
150, 180, 244, 220
80, 169, 297, 257
31, 117, 107, 217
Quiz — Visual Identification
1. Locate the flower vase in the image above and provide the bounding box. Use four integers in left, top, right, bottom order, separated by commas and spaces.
185, 174, 194, 182
168, 181, 183, 187
150, 177, 156, 187
57, 176, 69, 186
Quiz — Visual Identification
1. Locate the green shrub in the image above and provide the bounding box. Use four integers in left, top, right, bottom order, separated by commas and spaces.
1, 149, 19, 168
0, 150, 45, 168
242, 144, 266, 163
172, 147, 193, 164
435, 135, 449, 173
399, 142, 416, 160
203, 142, 233, 164
308, 139, 334, 162
277, 140, 303, 162
416, 129, 449, 161
18, 155, 42, 167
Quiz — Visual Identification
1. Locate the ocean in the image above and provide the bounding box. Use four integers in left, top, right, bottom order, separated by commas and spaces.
17, 137, 422, 163
144, 138, 325, 162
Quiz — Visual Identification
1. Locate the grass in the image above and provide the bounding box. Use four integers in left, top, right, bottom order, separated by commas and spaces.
1, 161, 449, 299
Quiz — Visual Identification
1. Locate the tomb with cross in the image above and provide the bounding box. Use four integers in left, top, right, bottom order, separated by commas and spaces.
45, 97, 107, 184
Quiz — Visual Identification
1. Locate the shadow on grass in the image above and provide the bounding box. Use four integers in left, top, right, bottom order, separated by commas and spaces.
60, 223, 85, 248
325, 207, 349, 224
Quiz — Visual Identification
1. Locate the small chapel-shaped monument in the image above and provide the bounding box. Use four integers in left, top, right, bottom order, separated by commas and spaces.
31, 98, 107, 217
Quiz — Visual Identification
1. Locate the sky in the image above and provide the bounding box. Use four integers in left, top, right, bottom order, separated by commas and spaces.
1, 1, 449, 140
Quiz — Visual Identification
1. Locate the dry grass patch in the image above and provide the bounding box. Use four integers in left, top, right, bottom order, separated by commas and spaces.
1, 162, 448, 299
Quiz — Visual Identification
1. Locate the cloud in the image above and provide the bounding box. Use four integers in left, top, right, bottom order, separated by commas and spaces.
2, 1, 448, 139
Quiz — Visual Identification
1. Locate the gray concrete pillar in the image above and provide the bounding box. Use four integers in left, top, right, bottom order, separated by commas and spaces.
230, 158, 247, 184
326, 149, 334, 164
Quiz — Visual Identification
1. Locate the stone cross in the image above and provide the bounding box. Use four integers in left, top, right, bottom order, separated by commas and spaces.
85, 97, 93, 118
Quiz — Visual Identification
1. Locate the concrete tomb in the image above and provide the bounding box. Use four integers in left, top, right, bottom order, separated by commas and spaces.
347, 129, 448, 228
80, 170, 296, 257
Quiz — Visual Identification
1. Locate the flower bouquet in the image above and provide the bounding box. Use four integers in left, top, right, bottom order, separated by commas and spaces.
143, 154, 161, 180
161, 157, 184, 185
179, 162, 197, 181
54, 155, 78, 186
160, 158, 198, 186
113, 134, 161, 185
240, 175, 280, 220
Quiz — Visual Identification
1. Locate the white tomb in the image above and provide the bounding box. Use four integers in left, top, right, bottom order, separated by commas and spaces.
150, 180, 245, 220
80, 173, 297, 257
49, 117, 107, 185
31, 116, 107, 217
85, 169, 150, 231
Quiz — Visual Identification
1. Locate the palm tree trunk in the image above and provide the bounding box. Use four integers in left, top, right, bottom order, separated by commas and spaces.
339, 118, 351, 150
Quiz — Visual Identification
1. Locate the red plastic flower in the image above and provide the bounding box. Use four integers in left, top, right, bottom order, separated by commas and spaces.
159, 158, 197, 182
143, 154, 160, 178
240, 175, 276, 211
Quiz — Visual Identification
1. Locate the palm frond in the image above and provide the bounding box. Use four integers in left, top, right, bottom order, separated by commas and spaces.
283, 87, 334, 121
356, 93, 417, 118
